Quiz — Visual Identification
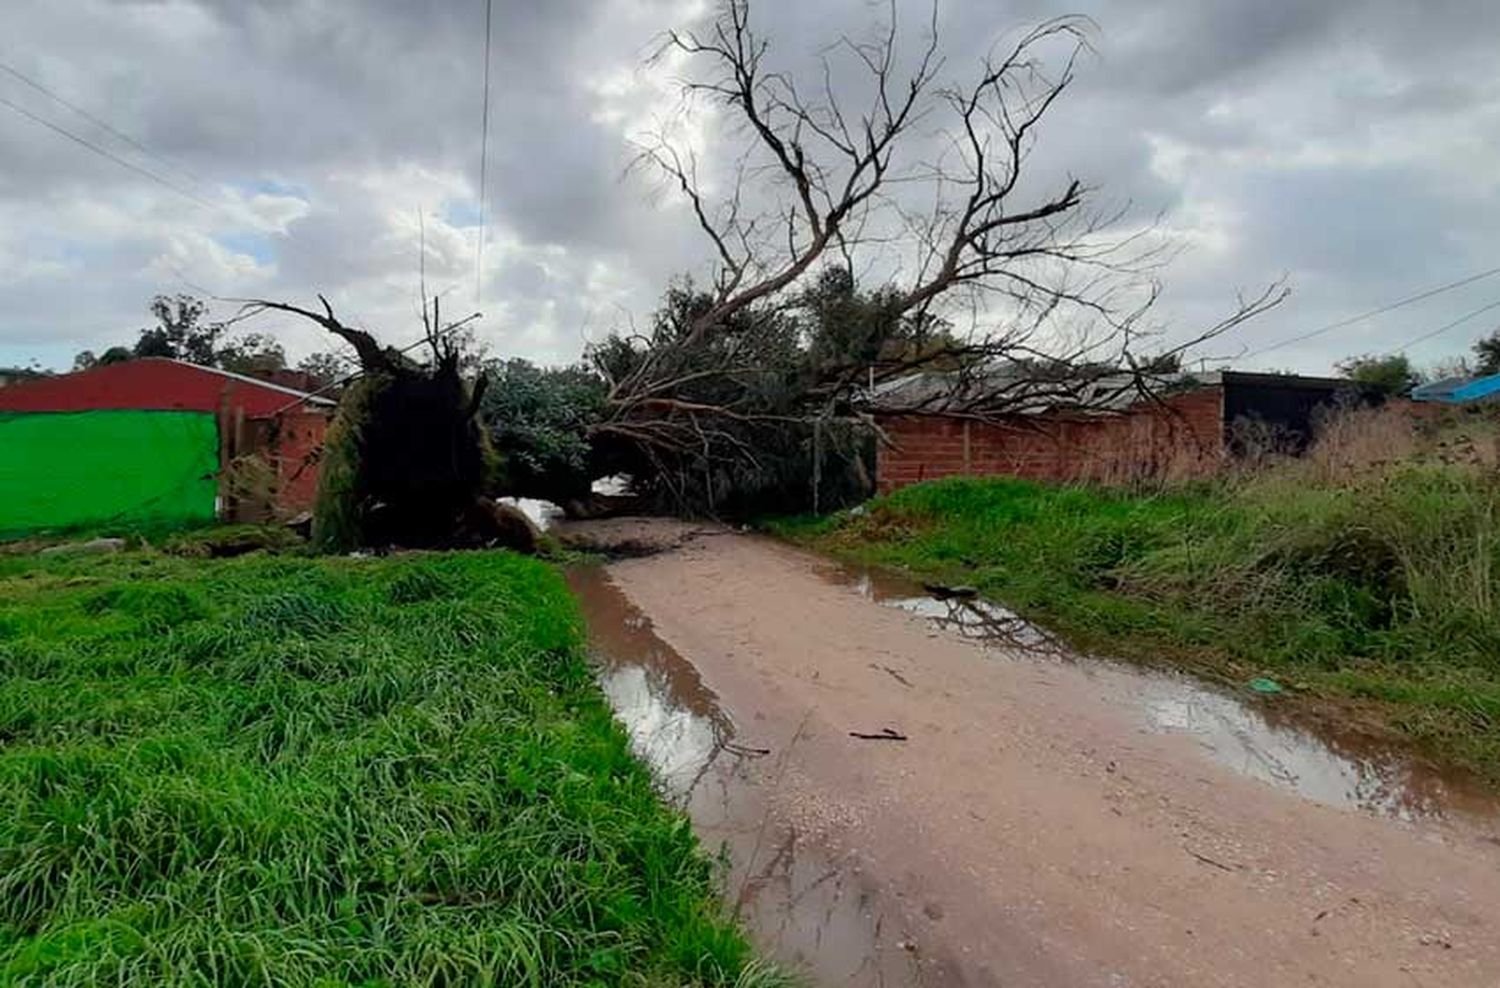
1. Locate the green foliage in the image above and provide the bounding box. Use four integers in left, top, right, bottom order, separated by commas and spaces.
134, 295, 222, 365
1474, 331, 1500, 377
0, 549, 776, 986
1336, 352, 1419, 396
311, 376, 379, 553
588, 271, 906, 516
480, 359, 608, 501
782, 467, 1500, 781
801, 267, 943, 370
0, 365, 48, 382
215, 332, 287, 377
295, 351, 353, 391
72, 296, 289, 378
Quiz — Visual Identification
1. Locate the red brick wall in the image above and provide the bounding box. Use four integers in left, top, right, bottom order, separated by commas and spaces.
267, 410, 328, 517
876, 387, 1225, 493
223, 409, 329, 521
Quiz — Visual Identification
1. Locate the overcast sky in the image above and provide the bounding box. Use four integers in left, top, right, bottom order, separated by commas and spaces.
2, 0, 1499, 375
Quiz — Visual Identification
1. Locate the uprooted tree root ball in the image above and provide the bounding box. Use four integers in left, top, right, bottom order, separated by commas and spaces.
238, 296, 532, 554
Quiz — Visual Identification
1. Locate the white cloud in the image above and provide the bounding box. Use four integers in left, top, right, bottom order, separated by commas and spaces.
1, 0, 1499, 379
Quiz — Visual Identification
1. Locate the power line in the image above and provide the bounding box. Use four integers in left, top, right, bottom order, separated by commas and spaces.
0, 87, 358, 327
1242, 265, 1500, 359
0, 92, 217, 209
0, 64, 382, 359
475, 0, 494, 309
0, 59, 208, 189
2, 60, 405, 342
0, 82, 337, 298
1392, 298, 1500, 352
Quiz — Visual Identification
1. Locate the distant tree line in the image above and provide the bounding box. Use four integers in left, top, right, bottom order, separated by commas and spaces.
69, 294, 352, 390
1335, 330, 1500, 398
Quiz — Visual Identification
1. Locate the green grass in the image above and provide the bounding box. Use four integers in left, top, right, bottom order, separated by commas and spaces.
774, 469, 1500, 784
0, 548, 783, 986
156, 524, 308, 558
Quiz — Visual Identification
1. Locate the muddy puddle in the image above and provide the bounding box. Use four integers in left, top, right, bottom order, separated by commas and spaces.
819, 560, 1500, 825
567, 541, 1500, 985
567, 566, 935, 986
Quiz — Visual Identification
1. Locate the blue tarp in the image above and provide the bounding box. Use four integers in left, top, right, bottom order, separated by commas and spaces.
1410, 373, 1500, 404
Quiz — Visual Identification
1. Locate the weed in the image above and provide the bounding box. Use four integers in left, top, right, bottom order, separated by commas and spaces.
386, 564, 461, 604
159, 524, 306, 559
0, 549, 783, 986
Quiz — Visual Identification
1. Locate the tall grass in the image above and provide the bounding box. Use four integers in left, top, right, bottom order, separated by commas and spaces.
0, 549, 781, 986
777, 406, 1500, 780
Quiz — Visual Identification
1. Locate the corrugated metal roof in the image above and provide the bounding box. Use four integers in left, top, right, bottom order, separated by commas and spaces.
0, 358, 335, 416
865, 365, 1212, 416
1411, 373, 1500, 404
865, 367, 1365, 418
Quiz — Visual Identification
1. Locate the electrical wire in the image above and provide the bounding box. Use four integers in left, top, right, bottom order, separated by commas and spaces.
0, 75, 347, 305
475, 0, 494, 309
0, 60, 375, 348
1242, 265, 1500, 359
265, 310, 481, 417
0, 59, 209, 188
0, 92, 216, 209
1391, 298, 1500, 352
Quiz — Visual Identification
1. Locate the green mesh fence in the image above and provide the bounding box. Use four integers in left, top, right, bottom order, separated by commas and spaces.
0, 411, 219, 537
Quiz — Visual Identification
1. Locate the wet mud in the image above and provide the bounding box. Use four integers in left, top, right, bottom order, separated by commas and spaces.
567, 567, 935, 985
564, 522, 1500, 986
817, 561, 1500, 824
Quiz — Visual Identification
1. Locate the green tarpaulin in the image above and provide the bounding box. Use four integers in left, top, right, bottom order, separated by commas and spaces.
0, 411, 219, 537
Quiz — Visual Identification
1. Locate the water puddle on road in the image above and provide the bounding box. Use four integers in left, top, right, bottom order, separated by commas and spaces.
566, 566, 935, 986
567, 550, 1500, 985
818, 560, 1500, 826
566, 565, 731, 795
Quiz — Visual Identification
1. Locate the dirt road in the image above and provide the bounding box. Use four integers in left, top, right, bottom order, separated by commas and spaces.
564, 520, 1500, 987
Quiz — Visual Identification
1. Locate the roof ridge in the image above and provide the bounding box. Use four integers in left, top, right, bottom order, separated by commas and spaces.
141, 358, 335, 405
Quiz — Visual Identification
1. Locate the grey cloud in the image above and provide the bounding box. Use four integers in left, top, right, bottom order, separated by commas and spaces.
1, 0, 1499, 377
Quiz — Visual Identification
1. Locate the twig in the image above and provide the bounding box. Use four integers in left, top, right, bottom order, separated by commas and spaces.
1187, 849, 1238, 872
849, 727, 907, 741
870, 663, 913, 688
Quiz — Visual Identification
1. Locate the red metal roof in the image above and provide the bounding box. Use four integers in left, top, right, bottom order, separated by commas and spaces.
0, 358, 334, 417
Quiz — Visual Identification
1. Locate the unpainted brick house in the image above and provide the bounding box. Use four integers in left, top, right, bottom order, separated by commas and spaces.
873, 371, 1376, 493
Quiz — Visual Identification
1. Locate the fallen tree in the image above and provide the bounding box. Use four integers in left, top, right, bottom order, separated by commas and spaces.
236, 295, 539, 553
242, 0, 1287, 531
582, 0, 1284, 512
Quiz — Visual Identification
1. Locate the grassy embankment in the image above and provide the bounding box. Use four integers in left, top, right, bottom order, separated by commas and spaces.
0, 547, 782, 986
776, 411, 1500, 783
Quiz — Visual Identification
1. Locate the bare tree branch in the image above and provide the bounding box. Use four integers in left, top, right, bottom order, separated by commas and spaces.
594, 0, 1285, 512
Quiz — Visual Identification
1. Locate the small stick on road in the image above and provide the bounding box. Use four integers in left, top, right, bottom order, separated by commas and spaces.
1187, 849, 1238, 872
850, 728, 908, 741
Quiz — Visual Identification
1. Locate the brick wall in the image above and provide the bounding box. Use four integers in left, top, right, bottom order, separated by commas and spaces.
876, 387, 1225, 493
223, 409, 329, 521
268, 410, 328, 517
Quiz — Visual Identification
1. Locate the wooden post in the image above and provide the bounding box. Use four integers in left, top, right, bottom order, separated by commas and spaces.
216, 391, 232, 522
